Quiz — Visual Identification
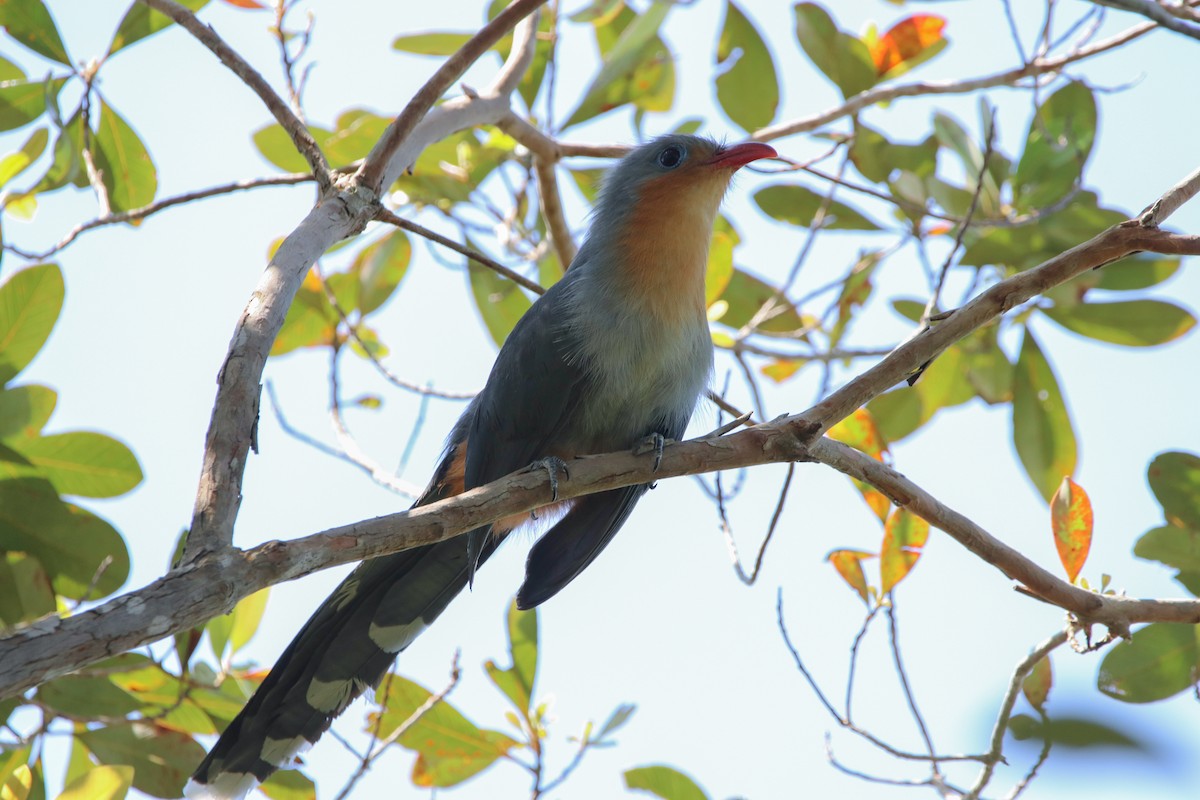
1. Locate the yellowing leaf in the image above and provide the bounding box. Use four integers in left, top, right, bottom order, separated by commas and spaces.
760, 358, 804, 383
1023, 655, 1053, 711
880, 508, 929, 593
867, 14, 946, 78
826, 549, 876, 603
56, 764, 134, 800
828, 408, 888, 460
1051, 476, 1093, 582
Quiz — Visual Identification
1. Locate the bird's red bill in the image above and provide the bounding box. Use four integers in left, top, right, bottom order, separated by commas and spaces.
707, 141, 777, 169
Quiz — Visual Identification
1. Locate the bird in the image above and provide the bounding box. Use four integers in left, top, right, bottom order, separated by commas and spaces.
185, 134, 776, 799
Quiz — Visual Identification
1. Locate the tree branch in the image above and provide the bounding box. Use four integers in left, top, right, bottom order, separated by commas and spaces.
753, 17, 1158, 142
180, 12, 543, 563
354, 0, 546, 193
811, 438, 1200, 631
3, 174, 312, 261
137, 0, 330, 189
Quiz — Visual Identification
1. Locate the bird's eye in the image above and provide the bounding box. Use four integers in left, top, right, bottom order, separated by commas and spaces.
656, 145, 684, 169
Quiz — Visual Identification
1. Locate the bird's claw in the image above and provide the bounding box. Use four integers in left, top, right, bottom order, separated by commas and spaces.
524, 456, 570, 502
633, 433, 667, 472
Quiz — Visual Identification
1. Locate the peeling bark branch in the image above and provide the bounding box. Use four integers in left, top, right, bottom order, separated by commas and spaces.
6, 207, 1198, 696
355, 0, 546, 193
180, 14, 543, 562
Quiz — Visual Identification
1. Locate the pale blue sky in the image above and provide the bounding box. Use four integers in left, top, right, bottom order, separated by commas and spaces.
7, 1, 1200, 799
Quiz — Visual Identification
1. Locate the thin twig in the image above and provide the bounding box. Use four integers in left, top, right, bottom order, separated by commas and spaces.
4, 175, 312, 261
334, 652, 462, 800
376, 209, 545, 294
753, 17, 1158, 141
922, 107, 997, 324
137, 0, 330, 189
965, 630, 1068, 799
886, 602, 941, 774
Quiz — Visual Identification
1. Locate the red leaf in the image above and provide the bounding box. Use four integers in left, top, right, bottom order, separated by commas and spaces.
827, 549, 876, 603
1051, 476, 1093, 582
869, 15, 946, 77
880, 508, 929, 593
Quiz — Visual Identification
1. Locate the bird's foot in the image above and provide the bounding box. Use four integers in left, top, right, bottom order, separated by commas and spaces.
523, 456, 570, 502
633, 433, 669, 472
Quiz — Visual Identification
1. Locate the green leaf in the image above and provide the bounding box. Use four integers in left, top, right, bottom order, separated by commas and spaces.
0, 384, 55, 439
93, 101, 157, 212
0, 551, 53, 627
0, 263, 63, 385
623, 765, 710, 800
1011, 329, 1076, 502
258, 769, 317, 800
0, 478, 130, 599
252, 123, 332, 173
564, 1, 675, 128
704, 216, 737, 305
373, 675, 519, 788
468, 258, 532, 347
210, 587, 270, 660
1094, 254, 1180, 292
1008, 713, 1146, 749
1135, 526, 1200, 572
484, 599, 538, 716
960, 191, 1124, 272
28, 109, 86, 193
0, 76, 64, 133
0, 126, 46, 188
56, 765, 134, 800
713, 268, 808, 334
714, 1, 779, 132
1042, 300, 1194, 347
322, 109, 390, 168
272, 269, 337, 356
754, 184, 880, 230
792, 3, 876, 99
0, 0, 69, 63
596, 702, 636, 741
932, 112, 999, 216
1147, 451, 1200, 531
353, 230, 411, 315
849, 121, 938, 183
77, 725, 205, 799
108, 0, 210, 54
391, 31, 473, 55
0, 431, 142, 498
36, 675, 142, 718
0, 54, 23, 81
1097, 623, 1200, 703
864, 345, 973, 442
1015, 81, 1097, 213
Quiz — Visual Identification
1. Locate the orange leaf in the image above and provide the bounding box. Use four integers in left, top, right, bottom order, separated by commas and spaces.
880, 508, 929, 593
868, 14, 946, 77
827, 549, 877, 603
925, 221, 954, 236
829, 409, 892, 521
1022, 655, 1053, 711
221, 0, 267, 8
1051, 476, 1093, 582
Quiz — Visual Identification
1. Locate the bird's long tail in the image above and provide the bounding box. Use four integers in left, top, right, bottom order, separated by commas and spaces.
186, 446, 496, 799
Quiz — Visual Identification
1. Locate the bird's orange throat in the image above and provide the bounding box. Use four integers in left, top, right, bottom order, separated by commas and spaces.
614, 172, 723, 328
